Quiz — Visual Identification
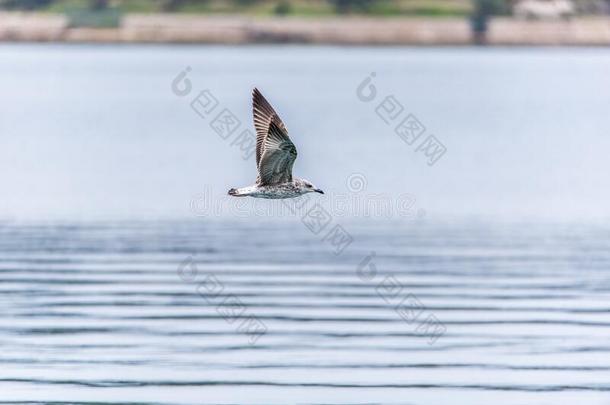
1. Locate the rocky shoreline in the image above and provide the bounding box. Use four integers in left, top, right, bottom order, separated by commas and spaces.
1, 12, 609, 45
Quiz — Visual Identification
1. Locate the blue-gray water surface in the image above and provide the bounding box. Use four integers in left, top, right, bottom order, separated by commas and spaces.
0, 45, 609, 404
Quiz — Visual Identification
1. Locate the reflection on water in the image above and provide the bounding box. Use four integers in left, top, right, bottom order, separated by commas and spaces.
1, 220, 610, 404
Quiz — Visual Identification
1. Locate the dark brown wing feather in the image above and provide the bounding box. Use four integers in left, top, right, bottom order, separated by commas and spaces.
257, 122, 297, 186
252, 88, 288, 168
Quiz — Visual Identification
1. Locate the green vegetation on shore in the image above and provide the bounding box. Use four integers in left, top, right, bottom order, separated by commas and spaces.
1, 0, 476, 17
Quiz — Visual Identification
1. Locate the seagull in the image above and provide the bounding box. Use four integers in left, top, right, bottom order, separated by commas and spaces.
228, 88, 324, 199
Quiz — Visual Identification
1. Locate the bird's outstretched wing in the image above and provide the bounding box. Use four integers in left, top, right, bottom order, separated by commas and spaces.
252, 88, 297, 185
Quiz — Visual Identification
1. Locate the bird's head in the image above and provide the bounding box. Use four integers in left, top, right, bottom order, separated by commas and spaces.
301, 179, 324, 194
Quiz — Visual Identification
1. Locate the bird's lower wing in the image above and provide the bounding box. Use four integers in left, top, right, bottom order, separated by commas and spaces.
257, 122, 297, 186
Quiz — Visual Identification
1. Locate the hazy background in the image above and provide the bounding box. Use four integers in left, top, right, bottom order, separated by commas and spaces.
1, 45, 609, 222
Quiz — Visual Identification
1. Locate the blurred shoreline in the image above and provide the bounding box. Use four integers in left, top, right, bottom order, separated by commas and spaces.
1, 12, 610, 46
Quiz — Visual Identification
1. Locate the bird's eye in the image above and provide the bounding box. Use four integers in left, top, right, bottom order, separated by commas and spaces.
307, 184, 312, 188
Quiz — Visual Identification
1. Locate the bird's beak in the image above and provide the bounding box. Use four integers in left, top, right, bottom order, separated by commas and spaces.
314, 189, 324, 194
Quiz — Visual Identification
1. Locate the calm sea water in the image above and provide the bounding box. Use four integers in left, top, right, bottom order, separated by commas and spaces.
1, 45, 610, 404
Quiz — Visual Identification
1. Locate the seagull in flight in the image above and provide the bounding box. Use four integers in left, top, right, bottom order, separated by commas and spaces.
228, 88, 324, 199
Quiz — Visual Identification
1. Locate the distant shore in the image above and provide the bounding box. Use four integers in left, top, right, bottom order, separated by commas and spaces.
1, 12, 610, 46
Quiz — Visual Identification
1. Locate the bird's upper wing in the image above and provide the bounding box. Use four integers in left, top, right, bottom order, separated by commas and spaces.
253, 88, 289, 167
252, 89, 297, 185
